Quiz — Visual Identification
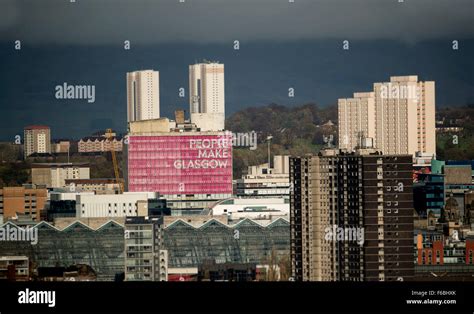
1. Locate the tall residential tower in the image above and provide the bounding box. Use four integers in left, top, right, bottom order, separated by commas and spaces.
338, 76, 436, 157
189, 62, 225, 131
127, 70, 160, 122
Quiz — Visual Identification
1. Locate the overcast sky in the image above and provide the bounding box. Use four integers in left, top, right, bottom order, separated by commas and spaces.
0, 0, 473, 45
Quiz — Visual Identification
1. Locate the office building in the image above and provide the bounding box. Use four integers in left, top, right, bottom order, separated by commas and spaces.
0, 185, 48, 221
127, 70, 160, 122
31, 163, 90, 188
126, 118, 233, 213
189, 62, 225, 131
290, 149, 414, 281
24, 125, 51, 158
76, 192, 159, 218
338, 76, 436, 157
235, 155, 290, 197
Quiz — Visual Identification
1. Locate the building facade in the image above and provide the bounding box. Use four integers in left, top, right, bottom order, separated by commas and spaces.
0, 185, 48, 221
127, 119, 233, 212
78, 137, 123, 153
235, 155, 290, 197
24, 125, 51, 158
189, 62, 225, 131
290, 149, 414, 281
31, 163, 90, 188
127, 70, 160, 122
338, 76, 436, 157
76, 192, 157, 218
124, 217, 168, 281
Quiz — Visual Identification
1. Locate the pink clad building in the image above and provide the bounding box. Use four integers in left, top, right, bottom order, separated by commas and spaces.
128, 134, 232, 195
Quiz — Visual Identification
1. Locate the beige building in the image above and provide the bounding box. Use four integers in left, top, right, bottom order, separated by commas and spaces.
338, 76, 436, 157
52, 140, 71, 153
189, 62, 225, 131
338, 92, 376, 150
235, 155, 290, 197
127, 70, 160, 122
24, 125, 51, 158
78, 137, 123, 153
0, 185, 48, 221
31, 163, 90, 188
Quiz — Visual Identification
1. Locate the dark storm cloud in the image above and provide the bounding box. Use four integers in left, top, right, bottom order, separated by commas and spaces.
0, 0, 473, 44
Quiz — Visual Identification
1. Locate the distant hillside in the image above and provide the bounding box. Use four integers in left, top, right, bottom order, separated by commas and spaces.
436, 105, 474, 160
226, 103, 337, 178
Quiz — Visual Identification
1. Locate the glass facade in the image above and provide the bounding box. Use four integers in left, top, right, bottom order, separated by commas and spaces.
0, 221, 125, 281
128, 133, 233, 195
163, 218, 290, 268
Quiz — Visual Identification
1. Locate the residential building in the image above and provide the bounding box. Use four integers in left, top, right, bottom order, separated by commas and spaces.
124, 216, 168, 281
0, 185, 48, 221
78, 136, 123, 153
290, 149, 414, 281
31, 163, 90, 188
24, 125, 51, 158
127, 70, 160, 122
338, 76, 436, 157
189, 62, 225, 131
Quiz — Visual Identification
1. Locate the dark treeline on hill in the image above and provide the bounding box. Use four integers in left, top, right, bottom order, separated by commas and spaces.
436, 105, 474, 160
226, 103, 337, 178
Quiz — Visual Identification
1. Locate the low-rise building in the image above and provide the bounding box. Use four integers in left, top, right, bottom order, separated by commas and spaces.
210, 197, 289, 221
64, 178, 121, 194
31, 163, 90, 188
76, 192, 159, 218
0, 256, 29, 281
0, 185, 47, 221
235, 155, 290, 197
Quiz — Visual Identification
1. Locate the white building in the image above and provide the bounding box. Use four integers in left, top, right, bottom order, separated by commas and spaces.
211, 197, 289, 221
338, 75, 436, 157
127, 70, 160, 122
76, 192, 159, 218
31, 163, 90, 188
235, 155, 290, 197
189, 62, 225, 131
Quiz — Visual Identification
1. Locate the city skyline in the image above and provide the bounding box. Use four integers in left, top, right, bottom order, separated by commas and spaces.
0, 1, 472, 140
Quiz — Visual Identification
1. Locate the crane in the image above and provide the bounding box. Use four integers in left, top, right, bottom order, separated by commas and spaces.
106, 128, 124, 193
